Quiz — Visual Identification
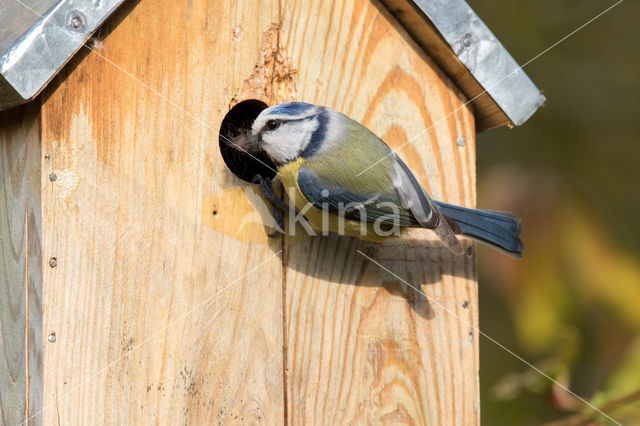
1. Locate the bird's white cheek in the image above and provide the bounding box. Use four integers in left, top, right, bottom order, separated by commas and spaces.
262, 122, 317, 163
261, 133, 294, 164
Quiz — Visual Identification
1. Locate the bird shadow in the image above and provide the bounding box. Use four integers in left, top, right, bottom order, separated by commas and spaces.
270, 226, 476, 320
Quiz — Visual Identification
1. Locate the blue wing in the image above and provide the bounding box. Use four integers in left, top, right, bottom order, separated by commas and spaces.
297, 166, 419, 226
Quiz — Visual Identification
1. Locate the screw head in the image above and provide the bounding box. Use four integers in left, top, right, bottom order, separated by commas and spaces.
66, 11, 86, 31
456, 136, 466, 147
48, 333, 56, 343
49, 257, 57, 268
462, 300, 469, 309
49, 173, 57, 182
462, 33, 472, 47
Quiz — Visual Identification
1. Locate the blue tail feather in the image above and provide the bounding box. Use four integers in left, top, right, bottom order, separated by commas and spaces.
434, 201, 524, 258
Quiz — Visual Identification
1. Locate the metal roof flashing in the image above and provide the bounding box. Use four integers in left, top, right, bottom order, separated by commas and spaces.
0, 0, 125, 111
0, 0, 545, 131
382, 0, 545, 131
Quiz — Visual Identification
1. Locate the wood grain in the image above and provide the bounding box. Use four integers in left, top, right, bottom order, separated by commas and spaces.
379, 0, 510, 131
0, 0, 480, 424
281, 0, 479, 424
39, 1, 284, 424
26, 104, 43, 426
0, 105, 42, 426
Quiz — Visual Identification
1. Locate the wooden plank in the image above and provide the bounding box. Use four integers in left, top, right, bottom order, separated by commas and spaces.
38, 1, 285, 424
0, 106, 28, 426
26, 103, 43, 426
280, 0, 479, 424
0, 104, 41, 426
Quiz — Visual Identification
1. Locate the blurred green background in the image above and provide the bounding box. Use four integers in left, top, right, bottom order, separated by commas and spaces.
467, 0, 640, 424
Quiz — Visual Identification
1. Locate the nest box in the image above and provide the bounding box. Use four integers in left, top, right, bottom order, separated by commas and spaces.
0, 0, 543, 424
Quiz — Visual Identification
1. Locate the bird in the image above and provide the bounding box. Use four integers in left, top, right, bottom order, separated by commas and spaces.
237, 101, 523, 258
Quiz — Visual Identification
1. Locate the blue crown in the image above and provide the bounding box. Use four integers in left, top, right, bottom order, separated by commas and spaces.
268, 102, 317, 116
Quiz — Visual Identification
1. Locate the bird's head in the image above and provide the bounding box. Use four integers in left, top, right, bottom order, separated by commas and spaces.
247, 102, 327, 165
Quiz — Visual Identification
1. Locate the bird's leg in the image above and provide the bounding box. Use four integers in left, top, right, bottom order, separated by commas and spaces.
253, 174, 288, 210
253, 174, 287, 237
270, 174, 282, 188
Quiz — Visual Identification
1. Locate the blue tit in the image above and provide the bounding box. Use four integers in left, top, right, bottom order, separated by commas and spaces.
243, 101, 523, 258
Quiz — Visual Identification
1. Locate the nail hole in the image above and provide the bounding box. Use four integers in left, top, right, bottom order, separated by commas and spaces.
219, 99, 276, 182
462, 300, 469, 308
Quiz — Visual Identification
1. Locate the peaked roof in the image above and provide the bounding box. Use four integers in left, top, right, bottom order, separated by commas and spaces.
0, 0, 544, 131
384, 0, 545, 131
0, 0, 125, 110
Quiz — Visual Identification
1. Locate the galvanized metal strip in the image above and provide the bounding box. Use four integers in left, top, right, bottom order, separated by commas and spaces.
0, 0, 544, 129
0, 0, 125, 110
410, 0, 545, 126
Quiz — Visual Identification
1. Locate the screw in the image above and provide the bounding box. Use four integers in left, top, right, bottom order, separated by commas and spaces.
49, 257, 57, 268
48, 333, 56, 343
462, 300, 469, 309
456, 136, 466, 147
67, 11, 85, 31
49, 173, 57, 182
462, 33, 472, 48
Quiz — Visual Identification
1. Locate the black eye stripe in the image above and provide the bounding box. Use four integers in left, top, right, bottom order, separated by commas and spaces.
260, 115, 317, 133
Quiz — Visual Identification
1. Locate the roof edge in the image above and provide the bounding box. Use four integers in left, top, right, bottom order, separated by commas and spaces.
0, 0, 126, 111
382, 0, 545, 131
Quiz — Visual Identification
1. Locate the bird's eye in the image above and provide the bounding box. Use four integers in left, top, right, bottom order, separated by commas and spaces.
266, 120, 279, 130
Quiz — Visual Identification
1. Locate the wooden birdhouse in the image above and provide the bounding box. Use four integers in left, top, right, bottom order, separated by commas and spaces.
0, 0, 543, 424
